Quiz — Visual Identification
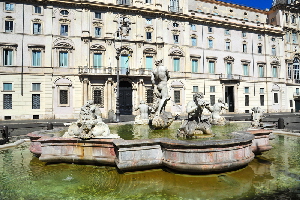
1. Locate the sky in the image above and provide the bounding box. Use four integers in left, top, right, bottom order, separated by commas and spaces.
220, 0, 274, 10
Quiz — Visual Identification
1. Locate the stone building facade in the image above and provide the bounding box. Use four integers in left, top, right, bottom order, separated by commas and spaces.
0, 0, 299, 120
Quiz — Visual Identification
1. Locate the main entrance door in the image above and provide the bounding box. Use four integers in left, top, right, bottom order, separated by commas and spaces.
295, 100, 300, 112
225, 86, 235, 112
119, 81, 132, 115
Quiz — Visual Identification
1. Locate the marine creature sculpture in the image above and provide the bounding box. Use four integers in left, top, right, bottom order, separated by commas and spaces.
209, 98, 228, 125
251, 107, 265, 128
134, 100, 150, 125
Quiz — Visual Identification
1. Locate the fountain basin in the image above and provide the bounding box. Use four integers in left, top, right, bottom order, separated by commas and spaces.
30, 131, 256, 173
247, 129, 273, 155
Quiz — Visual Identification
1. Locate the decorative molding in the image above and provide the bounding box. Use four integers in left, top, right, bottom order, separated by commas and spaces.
224, 56, 235, 61
59, 18, 71, 23
90, 44, 106, 51
143, 48, 156, 54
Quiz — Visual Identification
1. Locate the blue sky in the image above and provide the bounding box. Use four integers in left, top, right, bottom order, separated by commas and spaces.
220, 0, 274, 10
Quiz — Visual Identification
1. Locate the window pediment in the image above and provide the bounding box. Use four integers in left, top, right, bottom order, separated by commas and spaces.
90, 44, 106, 51
143, 48, 156, 54
224, 56, 234, 62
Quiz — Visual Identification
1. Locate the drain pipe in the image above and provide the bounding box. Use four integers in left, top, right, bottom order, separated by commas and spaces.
21, 3, 25, 96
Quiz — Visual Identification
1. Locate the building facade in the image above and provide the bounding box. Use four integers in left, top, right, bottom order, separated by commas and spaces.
0, 0, 299, 120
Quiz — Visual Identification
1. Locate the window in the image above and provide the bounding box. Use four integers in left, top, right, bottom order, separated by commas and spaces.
296, 88, 300, 95
226, 62, 232, 76
173, 22, 179, 27
258, 45, 262, 54
146, 89, 153, 103
146, 56, 153, 70
286, 33, 290, 42
294, 63, 300, 80
95, 27, 101, 37
3, 49, 13, 66
60, 10, 69, 15
146, 18, 152, 24
192, 59, 198, 73
260, 95, 264, 106
292, 33, 297, 43
243, 64, 249, 76
272, 66, 278, 78
95, 12, 101, 19
93, 90, 102, 105
32, 94, 40, 109
245, 87, 249, 93
260, 88, 264, 93
291, 15, 296, 24
174, 90, 180, 103
258, 34, 262, 40
146, 32, 152, 41
209, 61, 215, 74
173, 58, 180, 71
274, 93, 278, 104
208, 39, 213, 48
3, 94, 12, 109
93, 53, 102, 68
117, 0, 131, 5
59, 52, 68, 67
34, 6, 42, 14
33, 23, 41, 34
226, 42, 230, 50
242, 32, 246, 37
5, 21, 13, 32
32, 83, 41, 91
193, 86, 198, 93
32, 50, 41, 66
191, 37, 197, 46
170, 0, 179, 12
258, 65, 264, 77
145, 0, 152, 3
245, 95, 249, 106
225, 29, 230, 35
272, 47, 276, 56
288, 63, 292, 79
5, 3, 14, 11
3, 83, 12, 91
60, 25, 68, 36
60, 90, 68, 105
173, 35, 179, 43
210, 95, 215, 106
243, 44, 247, 53
191, 24, 196, 31
210, 86, 215, 92
208, 27, 213, 33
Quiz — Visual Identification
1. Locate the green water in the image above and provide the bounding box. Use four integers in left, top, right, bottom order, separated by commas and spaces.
0, 133, 300, 199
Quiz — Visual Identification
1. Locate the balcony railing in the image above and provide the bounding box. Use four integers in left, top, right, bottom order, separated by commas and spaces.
219, 73, 241, 80
117, 0, 131, 6
78, 66, 153, 76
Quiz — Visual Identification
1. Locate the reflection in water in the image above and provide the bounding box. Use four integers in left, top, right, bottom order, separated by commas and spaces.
0, 134, 299, 199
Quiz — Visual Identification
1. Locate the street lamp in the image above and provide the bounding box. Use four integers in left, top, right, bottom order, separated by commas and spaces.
114, 15, 131, 122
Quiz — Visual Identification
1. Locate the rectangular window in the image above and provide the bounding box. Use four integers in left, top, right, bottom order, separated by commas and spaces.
3, 83, 12, 91
146, 89, 153, 103
146, 56, 153, 70
32, 94, 40, 109
260, 88, 264, 93
292, 33, 297, 43
226, 62, 232, 76
272, 66, 278, 78
95, 12, 101, 19
32, 83, 41, 91
226, 42, 230, 50
288, 63, 292, 79
258, 34, 262, 40
32, 50, 41, 66
5, 3, 14, 11
60, 25, 68, 36
243, 44, 247, 53
117, 0, 131, 5
120, 55, 129, 75
193, 86, 198, 93
95, 27, 101, 37
245, 87, 249, 93
245, 95, 249, 106
146, 32, 152, 41
191, 24, 196, 31
93, 90, 102, 105
33, 23, 41, 34
272, 47, 276, 56
243, 64, 249, 76
210, 95, 215, 106
260, 95, 264, 106
169, 0, 179, 12
225, 29, 230, 35
242, 32, 246, 37
3, 94, 12, 109
93, 53, 102, 68
209, 61, 215, 74
60, 90, 68, 105
259, 65, 264, 77
173, 35, 179, 43
290, 100, 293, 107
146, 18, 152, 24
59, 52, 68, 67
3, 49, 13, 66
191, 38, 197, 46
34, 6, 42, 14
296, 88, 300, 95
208, 39, 213, 48
286, 33, 290, 42
274, 93, 278, 104
173, 58, 180, 72
258, 46, 262, 54
174, 90, 180, 103
210, 86, 215, 93
192, 59, 198, 73
5, 21, 13, 32
145, 0, 152, 3
208, 27, 213, 33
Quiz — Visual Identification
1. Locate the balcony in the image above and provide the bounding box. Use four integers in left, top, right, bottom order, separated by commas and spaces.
219, 73, 241, 80
78, 66, 152, 76
294, 92, 300, 98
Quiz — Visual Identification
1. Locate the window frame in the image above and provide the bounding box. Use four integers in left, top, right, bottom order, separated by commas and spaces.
3, 49, 13, 66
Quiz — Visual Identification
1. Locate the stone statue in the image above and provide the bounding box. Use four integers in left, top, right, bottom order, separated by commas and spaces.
63, 100, 119, 139
209, 98, 228, 125
150, 59, 173, 129
134, 100, 150, 125
251, 107, 265, 128
178, 92, 213, 138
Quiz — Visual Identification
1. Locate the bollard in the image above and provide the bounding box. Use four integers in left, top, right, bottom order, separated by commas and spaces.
278, 118, 284, 129
47, 123, 53, 130
2, 126, 9, 139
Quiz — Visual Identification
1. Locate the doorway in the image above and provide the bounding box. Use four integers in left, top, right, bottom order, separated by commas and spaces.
119, 81, 132, 115
295, 100, 300, 112
225, 86, 235, 112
